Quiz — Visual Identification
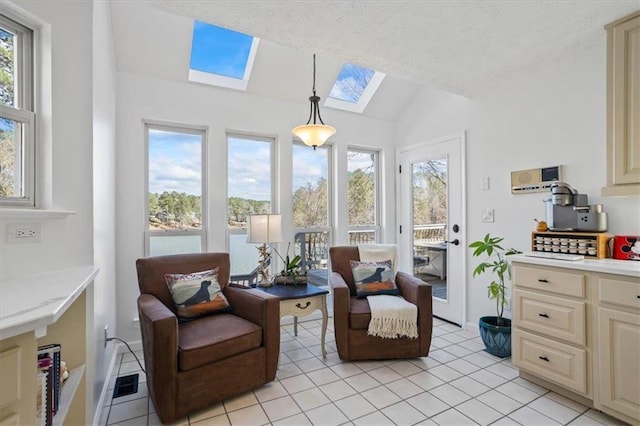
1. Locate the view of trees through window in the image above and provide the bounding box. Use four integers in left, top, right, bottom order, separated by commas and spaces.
413, 158, 447, 226
147, 128, 203, 231
347, 150, 376, 226
227, 135, 272, 275
292, 144, 329, 228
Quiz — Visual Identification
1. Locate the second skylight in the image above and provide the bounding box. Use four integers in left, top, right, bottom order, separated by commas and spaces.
326, 63, 385, 113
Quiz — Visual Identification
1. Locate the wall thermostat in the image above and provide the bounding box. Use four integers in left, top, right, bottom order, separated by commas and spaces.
511, 166, 561, 194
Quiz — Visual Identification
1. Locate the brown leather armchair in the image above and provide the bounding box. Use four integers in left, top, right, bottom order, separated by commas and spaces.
136, 253, 280, 423
329, 246, 433, 360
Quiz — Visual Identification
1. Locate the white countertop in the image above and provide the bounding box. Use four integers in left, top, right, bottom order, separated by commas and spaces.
511, 253, 640, 277
0, 266, 99, 340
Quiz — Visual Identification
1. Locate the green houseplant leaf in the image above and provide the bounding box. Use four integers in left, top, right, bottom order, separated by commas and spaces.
469, 233, 519, 326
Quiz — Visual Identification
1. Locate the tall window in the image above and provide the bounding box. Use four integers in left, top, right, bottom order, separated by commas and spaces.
227, 134, 274, 277
292, 143, 331, 279
347, 149, 379, 244
0, 14, 35, 207
145, 123, 206, 256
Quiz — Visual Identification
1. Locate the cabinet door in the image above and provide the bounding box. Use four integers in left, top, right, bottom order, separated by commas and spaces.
604, 12, 640, 194
597, 307, 640, 421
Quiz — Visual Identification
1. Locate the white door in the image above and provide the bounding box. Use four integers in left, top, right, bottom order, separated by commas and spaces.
398, 133, 466, 325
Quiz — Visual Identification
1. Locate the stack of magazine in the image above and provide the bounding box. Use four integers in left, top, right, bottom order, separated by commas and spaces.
36, 344, 61, 426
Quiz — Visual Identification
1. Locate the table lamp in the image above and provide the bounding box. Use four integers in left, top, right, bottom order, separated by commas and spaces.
247, 214, 283, 287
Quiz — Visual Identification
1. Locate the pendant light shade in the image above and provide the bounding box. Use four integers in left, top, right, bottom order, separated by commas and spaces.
292, 54, 336, 149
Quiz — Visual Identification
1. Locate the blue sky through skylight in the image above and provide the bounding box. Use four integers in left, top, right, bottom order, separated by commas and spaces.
190, 21, 254, 80
329, 64, 376, 103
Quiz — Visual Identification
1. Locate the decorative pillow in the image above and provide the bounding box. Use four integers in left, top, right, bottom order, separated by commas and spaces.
350, 260, 399, 298
165, 268, 231, 321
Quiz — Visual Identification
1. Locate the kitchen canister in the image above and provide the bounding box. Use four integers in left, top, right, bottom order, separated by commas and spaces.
611, 236, 640, 261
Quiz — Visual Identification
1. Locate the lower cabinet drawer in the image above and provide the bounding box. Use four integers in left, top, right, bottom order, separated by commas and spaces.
513, 329, 588, 395
514, 289, 586, 345
280, 296, 323, 317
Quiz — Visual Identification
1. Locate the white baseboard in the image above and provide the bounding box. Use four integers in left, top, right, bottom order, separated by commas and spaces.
92, 340, 143, 425
92, 348, 119, 426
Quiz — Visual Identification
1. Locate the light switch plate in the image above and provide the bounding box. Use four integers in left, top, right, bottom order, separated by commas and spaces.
482, 209, 495, 223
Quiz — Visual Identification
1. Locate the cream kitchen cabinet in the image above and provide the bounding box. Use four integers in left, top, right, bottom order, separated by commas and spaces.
602, 11, 640, 197
511, 255, 640, 424
595, 275, 640, 424
0, 267, 97, 426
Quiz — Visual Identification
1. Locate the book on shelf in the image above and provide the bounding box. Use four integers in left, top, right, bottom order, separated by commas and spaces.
36, 343, 61, 425
35, 371, 48, 426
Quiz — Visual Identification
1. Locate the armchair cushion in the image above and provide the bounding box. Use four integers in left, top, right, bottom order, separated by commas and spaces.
348, 297, 372, 330
350, 260, 399, 298
178, 313, 262, 371
165, 269, 231, 321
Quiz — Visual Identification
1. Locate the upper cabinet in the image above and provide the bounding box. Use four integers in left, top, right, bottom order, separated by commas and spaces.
602, 11, 640, 197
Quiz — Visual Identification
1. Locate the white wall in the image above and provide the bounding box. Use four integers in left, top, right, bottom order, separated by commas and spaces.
397, 38, 640, 329
115, 72, 397, 340
0, 1, 94, 279
92, 0, 117, 419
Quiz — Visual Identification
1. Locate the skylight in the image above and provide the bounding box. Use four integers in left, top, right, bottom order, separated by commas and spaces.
325, 63, 385, 114
188, 21, 259, 91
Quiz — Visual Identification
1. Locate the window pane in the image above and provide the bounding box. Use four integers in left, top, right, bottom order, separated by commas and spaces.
149, 234, 202, 257
0, 117, 24, 198
0, 26, 15, 107
292, 144, 329, 227
227, 136, 271, 227
347, 150, 376, 226
228, 135, 272, 276
190, 21, 254, 80
329, 64, 375, 103
147, 128, 203, 231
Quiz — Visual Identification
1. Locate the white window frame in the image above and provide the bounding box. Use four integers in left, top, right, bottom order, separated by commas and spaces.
226, 132, 276, 276
291, 141, 334, 253
347, 147, 380, 243
144, 121, 207, 256
1, 13, 35, 207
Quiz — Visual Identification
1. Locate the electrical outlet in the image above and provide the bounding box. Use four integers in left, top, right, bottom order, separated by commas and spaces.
104, 325, 109, 348
6, 223, 41, 243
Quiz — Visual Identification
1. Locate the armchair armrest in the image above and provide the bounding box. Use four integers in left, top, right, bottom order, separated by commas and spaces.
328, 271, 351, 359
223, 286, 280, 380
396, 271, 433, 353
137, 294, 178, 418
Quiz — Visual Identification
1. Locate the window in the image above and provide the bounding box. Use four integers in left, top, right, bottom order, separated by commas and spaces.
347, 149, 379, 244
292, 143, 332, 282
324, 63, 385, 114
188, 21, 259, 91
1, 13, 35, 207
145, 123, 206, 256
227, 134, 274, 277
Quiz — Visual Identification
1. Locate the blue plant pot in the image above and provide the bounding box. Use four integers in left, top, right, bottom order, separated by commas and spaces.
478, 316, 512, 358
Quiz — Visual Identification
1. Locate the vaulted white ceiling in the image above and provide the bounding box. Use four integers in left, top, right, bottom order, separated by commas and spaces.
110, 1, 640, 121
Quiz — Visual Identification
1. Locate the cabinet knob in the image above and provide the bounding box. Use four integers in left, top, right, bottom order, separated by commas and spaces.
539, 356, 550, 362
538, 313, 549, 318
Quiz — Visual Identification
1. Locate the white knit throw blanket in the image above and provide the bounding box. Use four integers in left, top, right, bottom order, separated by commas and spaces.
358, 244, 397, 270
367, 295, 418, 339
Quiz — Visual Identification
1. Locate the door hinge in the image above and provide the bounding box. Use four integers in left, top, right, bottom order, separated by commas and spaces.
399, 225, 402, 234
399, 165, 402, 173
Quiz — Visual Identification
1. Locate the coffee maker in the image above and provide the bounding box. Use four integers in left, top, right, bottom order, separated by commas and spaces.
543, 182, 608, 232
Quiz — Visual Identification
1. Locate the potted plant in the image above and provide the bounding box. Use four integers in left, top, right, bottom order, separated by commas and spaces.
469, 233, 519, 357
273, 243, 307, 285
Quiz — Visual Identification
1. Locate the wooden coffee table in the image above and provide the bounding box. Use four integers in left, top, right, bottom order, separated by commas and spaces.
258, 284, 329, 358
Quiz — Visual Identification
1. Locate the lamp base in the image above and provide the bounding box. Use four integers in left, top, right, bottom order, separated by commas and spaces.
257, 280, 273, 288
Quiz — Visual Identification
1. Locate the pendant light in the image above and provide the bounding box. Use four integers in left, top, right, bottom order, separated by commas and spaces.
292, 54, 336, 149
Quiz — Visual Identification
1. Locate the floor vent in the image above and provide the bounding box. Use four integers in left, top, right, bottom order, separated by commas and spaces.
113, 374, 139, 398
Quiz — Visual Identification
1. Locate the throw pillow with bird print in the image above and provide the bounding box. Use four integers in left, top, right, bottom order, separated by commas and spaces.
350, 260, 400, 298
165, 269, 232, 321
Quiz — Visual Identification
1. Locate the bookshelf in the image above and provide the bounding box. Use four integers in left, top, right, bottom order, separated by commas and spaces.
0, 266, 97, 425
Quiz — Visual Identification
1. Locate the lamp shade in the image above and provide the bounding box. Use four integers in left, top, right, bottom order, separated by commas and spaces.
292, 124, 336, 149
247, 214, 283, 243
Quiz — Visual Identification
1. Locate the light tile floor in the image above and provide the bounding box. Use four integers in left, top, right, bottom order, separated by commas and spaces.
99, 317, 628, 425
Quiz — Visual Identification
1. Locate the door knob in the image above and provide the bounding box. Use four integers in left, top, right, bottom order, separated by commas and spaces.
446, 239, 460, 246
